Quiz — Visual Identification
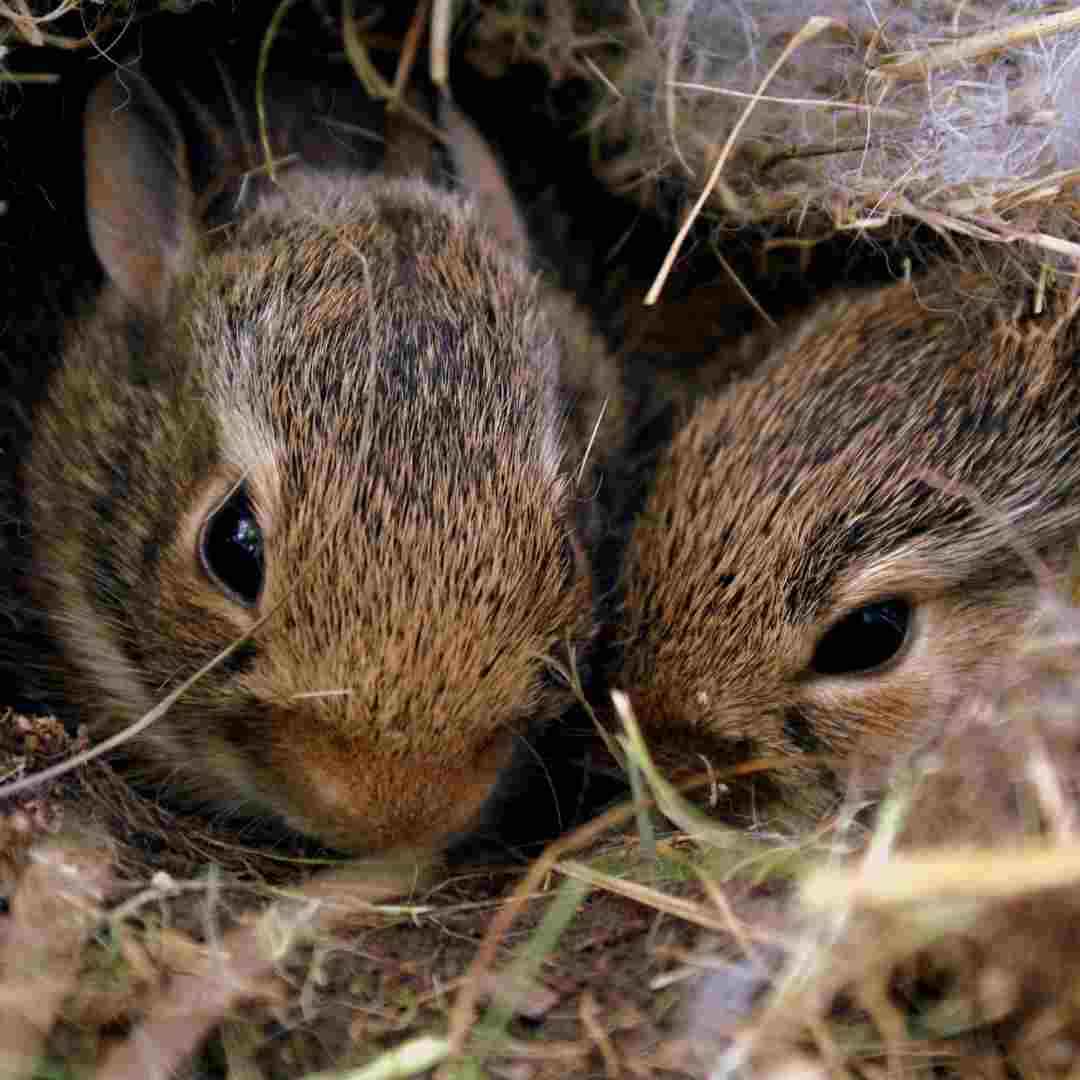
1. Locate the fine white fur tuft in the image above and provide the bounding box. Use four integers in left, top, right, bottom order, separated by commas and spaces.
587, 1, 1080, 264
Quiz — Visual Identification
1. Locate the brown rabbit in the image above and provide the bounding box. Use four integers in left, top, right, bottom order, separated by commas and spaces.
26, 69, 621, 853
613, 274, 1080, 817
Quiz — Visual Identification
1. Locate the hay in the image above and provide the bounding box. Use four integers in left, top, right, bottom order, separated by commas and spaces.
679, 595, 1080, 1078
467, 2, 1080, 271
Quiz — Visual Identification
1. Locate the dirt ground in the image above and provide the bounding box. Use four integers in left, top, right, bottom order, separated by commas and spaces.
0, 707, 775, 1078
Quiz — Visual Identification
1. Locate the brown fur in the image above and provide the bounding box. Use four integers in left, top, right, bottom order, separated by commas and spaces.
615, 276, 1080, 815
28, 72, 620, 853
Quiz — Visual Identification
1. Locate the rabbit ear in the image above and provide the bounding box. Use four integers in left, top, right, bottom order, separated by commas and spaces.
83, 70, 197, 318
439, 96, 531, 257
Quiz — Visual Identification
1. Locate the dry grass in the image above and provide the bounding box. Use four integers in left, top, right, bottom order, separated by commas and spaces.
467, 2, 1080, 291
10, 595, 1080, 1079
11, 588, 1080, 1079
677, 594, 1080, 1079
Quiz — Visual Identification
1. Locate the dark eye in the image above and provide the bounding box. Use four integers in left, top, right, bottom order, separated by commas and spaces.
200, 486, 264, 606
810, 597, 911, 676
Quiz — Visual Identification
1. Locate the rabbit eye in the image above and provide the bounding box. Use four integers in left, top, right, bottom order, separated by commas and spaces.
200, 486, 264, 606
810, 597, 910, 676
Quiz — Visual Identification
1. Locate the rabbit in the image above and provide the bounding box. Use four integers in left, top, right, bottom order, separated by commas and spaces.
25, 67, 623, 854
611, 272, 1080, 818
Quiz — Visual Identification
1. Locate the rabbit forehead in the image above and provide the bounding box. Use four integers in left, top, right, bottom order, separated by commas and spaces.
200, 314, 570, 572
655, 286, 1080, 596
189, 181, 566, 487
195, 318, 579, 637
640, 424, 1059, 640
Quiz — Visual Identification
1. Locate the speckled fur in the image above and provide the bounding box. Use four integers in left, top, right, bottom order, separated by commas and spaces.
28, 74, 619, 852
616, 277, 1080, 815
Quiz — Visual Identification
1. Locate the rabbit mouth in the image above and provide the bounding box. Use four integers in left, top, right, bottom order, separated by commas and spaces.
597, 692, 847, 814
245, 723, 520, 854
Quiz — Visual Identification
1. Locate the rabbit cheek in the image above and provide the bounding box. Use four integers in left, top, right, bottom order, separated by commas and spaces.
255, 718, 517, 852
792, 684, 929, 760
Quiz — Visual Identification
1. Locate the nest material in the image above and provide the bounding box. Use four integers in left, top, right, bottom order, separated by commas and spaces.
573, 2, 1080, 265
684, 594, 1080, 1079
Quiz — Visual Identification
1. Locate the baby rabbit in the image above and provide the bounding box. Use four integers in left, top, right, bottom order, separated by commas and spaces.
614, 274, 1080, 815
27, 69, 620, 853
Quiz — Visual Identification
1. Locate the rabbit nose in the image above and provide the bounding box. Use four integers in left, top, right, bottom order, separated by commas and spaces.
278, 727, 519, 852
